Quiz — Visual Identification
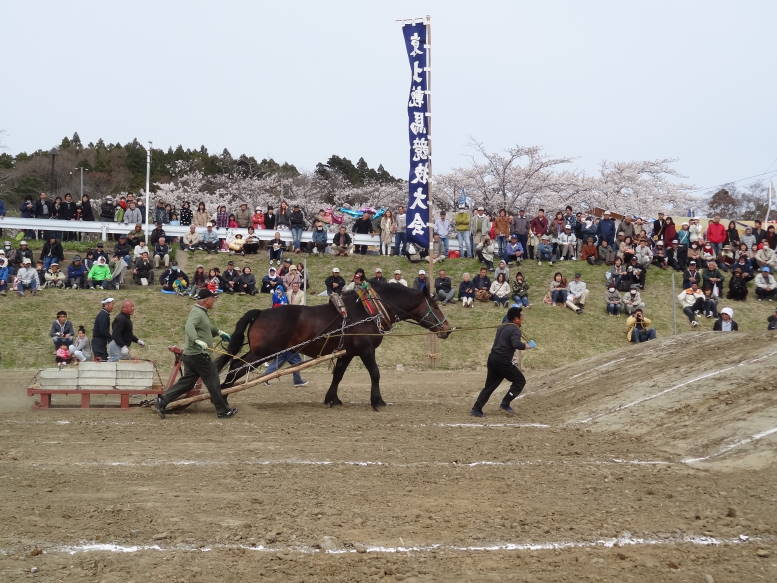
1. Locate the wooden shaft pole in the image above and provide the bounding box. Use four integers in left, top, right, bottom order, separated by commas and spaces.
165, 350, 346, 410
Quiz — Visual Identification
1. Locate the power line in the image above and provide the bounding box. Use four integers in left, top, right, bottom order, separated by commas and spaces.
686, 168, 777, 194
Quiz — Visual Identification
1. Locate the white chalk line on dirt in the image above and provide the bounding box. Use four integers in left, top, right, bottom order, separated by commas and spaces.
22, 457, 673, 469
569, 357, 628, 380
575, 350, 777, 424
683, 426, 777, 464
11, 533, 769, 557
425, 422, 551, 428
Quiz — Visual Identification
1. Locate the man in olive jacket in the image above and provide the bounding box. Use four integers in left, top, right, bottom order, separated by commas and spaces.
155, 289, 237, 419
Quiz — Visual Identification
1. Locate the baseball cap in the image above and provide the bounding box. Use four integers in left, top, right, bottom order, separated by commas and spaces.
393, 269, 402, 275
0, 250, 4, 255
195, 288, 218, 300
3, 241, 10, 246
418, 269, 426, 275
604, 210, 611, 214
689, 260, 696, 264
574, 272, 581, 278
375, 267, 382, 272
72, 255, 81, 261
762, 266, 771, 272
101, 297, 115, 304
20, 240, 28, 245
332, 267, 340, 273
22, 257, 31, 264
477, 206, 485, 211
255, 206, 262, 211
50, 262, 59, 267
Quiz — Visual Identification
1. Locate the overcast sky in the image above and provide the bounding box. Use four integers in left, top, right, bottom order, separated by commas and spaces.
3, 0, 776, 192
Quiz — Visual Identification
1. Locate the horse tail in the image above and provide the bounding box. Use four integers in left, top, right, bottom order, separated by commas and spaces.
215, 309, 262, 371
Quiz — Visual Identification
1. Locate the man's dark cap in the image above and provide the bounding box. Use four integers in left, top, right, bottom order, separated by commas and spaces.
195, 289, 217, 300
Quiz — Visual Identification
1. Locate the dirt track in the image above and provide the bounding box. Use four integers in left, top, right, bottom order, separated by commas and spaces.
1, 333, 776, 582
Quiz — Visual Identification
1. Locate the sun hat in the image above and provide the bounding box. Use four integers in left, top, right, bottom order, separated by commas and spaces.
720, 307, 734, 318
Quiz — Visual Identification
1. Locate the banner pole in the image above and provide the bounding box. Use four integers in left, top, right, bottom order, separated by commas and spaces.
424, 15, 438, 369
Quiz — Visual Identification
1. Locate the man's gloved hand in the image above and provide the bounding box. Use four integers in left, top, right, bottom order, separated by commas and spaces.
218, 330, 231, 342
137, 339, 145, 347
195, 339, 208, 350
120, 345, 129, 355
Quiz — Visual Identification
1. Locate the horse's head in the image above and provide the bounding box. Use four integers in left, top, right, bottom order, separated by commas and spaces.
381, 283, 451, 339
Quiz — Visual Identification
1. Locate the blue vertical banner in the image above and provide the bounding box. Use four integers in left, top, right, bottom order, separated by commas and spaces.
402, 22, 430, 249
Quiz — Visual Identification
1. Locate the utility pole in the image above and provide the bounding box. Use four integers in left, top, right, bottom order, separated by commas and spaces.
144, 141, 152, 243
74, 167, 89, 198
766, 181, 774, 225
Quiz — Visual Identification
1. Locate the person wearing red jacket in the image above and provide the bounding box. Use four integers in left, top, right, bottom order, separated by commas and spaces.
706, 216, 727, 256
530, 209, 549, 238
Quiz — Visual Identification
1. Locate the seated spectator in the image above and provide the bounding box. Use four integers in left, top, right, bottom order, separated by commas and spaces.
682, 260, 702, 288
566, 272, 588, 314
390, 269, 407, 286
626, 308, 656, 343
237, 266, 257, 296
686, 242, 702, 266
755, 266, 777, 301
181, 225, 202, 251
282, 265, 302, 290
412, 270, 428, 294
277, 258, 294, 278
702, 287, 719, 319
114, 235, 132, 265
511, 272, 529, 307
35, 260, 46, 286
15, 257, 40, 295
68, 325, 92, 362
133, 240, 150, 259
767, 307, 777, 330
332, 226, 352, 256
677, 283, 705, 327
243, 227, 261, 254
430, 233, 446, 264
489, 272, 510, 307
580, 237, 598, 265
459, 272, 475, 307
755, 244, 777, 271
726, 267, 748, 301
700, 242, 717, 264
207, 267, 223, 293
404, 241, 427, 263
536, 235, 554, 265
127, 224, 145, 246
626, 256, 646, 290
16, 240, 34, 267
547, 272, 568, 306
288, 280, 305, 305
201, 224, 220, 254
41, 235, 64, 270
261, 266, 281, 294
227, 232, 246, 255
504, 234, 524, 265
618, 236, 635, 264
622, 285, 645, 315
557, 225, 576, 260
268, 231, 286, 265
702, 260, 724, 296
271, 283, 288, 307
295, 263, 309, 291
475, 237, 496, 270
369, 267, 387, 286
667, 239, 686, 271
133, 251, 154, 285
154, 237, 171, 268
635, 239, 653, 268
311, 221, 328, 255
192, 264, 207, 290
92, 242, 109, 264
652, 241, 668, 268
160, 263, 189, 293
0, 256, 11, 296
55, 344, 72, 366
605, 285, 622, 316
44, 263, 66, 289
324, 267, 345, 295
221, 261, 240, 293
713, 307, 738, 331
87, 256, 112, 290
434, 269, 455, 304
718, 245, 736, 271
472, 267, 491, 302
50, 310, 75, 348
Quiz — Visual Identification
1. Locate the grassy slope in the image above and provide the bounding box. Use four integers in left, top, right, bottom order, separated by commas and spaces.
1, 242, 774, 373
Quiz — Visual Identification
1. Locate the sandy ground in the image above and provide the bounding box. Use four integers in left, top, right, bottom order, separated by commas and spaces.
1, 333, 776, 582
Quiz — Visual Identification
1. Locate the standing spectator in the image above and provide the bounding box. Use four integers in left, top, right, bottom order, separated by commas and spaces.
264, 205, 277, 230
40, 236, 64, 269
678, 283, 705, 327
15, 257, 39, 295
380, 210, 396, 256
0, 195, 6, 238
352, 210, 374, 255
289, 204, 306, 252
251, 206, 265, 230
179, 201, 192, 226
394, 205, 407, 256
194, 202, 210, 227
565, 272, 588, 314
617, 216, 636, 240
492, 209, 511, 258
597, 210, 616, 247
453, 204, 472, 258
688, 218, 703, 244
214, 205, 228, 228
663, 217, 677, 247
434, 210, 451, 256
471, 207, 490, 249
605, 285, 622, 316
626, 309, 656, 343
276, 201, 291, 230
20, 198, 36, 238
755, 266, 777, 300
50, 310, 75, 349
108, 300, 145, 361
34, 192, 52, 239
706, 215, 727, 256
154, 201, 169, 225
652, 212, 667, 242
434, 268, 455, 304
752, 220, 767, 244
124, 201, 143, 225
235, 203, 251, 228
511, 209, 530, 256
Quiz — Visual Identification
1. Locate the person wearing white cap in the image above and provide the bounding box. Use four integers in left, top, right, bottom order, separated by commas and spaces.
597, 210, 616, 247
413, 269, 429, 294
369, 267, 387, 285
470, 206, 490, 248
92, 298, 115, 361
713, 307, 738, 332
14, 257, 39, 296
324, 267, 346, 295
44, 262, 66, 289
389, 269, 407, 286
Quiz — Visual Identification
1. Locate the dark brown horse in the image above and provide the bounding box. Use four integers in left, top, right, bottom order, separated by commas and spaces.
215, 282, 451, 409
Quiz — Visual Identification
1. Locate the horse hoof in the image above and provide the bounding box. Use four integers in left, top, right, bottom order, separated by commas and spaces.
325, 399, 343, 407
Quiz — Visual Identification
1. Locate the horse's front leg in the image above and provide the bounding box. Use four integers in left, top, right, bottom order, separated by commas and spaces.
324, 354, 353, 407
359, 351, 385, 411
221, 352, 259, 389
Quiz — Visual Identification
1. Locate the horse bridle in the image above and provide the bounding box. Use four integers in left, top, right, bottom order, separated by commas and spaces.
391, 295, 449, 332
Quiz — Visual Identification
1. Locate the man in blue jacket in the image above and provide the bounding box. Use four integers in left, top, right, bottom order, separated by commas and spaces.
596, 210, 616, 247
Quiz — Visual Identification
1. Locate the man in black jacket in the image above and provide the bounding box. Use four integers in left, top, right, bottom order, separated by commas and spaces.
108, 300, 145, 361
352, 211, 374, 255
222, 261, 240, 293
324, 267, 346, 295
99, 196, 115, 222
41, 236, 64, 270
92, 297, 115, 361
471, 306, 534, 417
